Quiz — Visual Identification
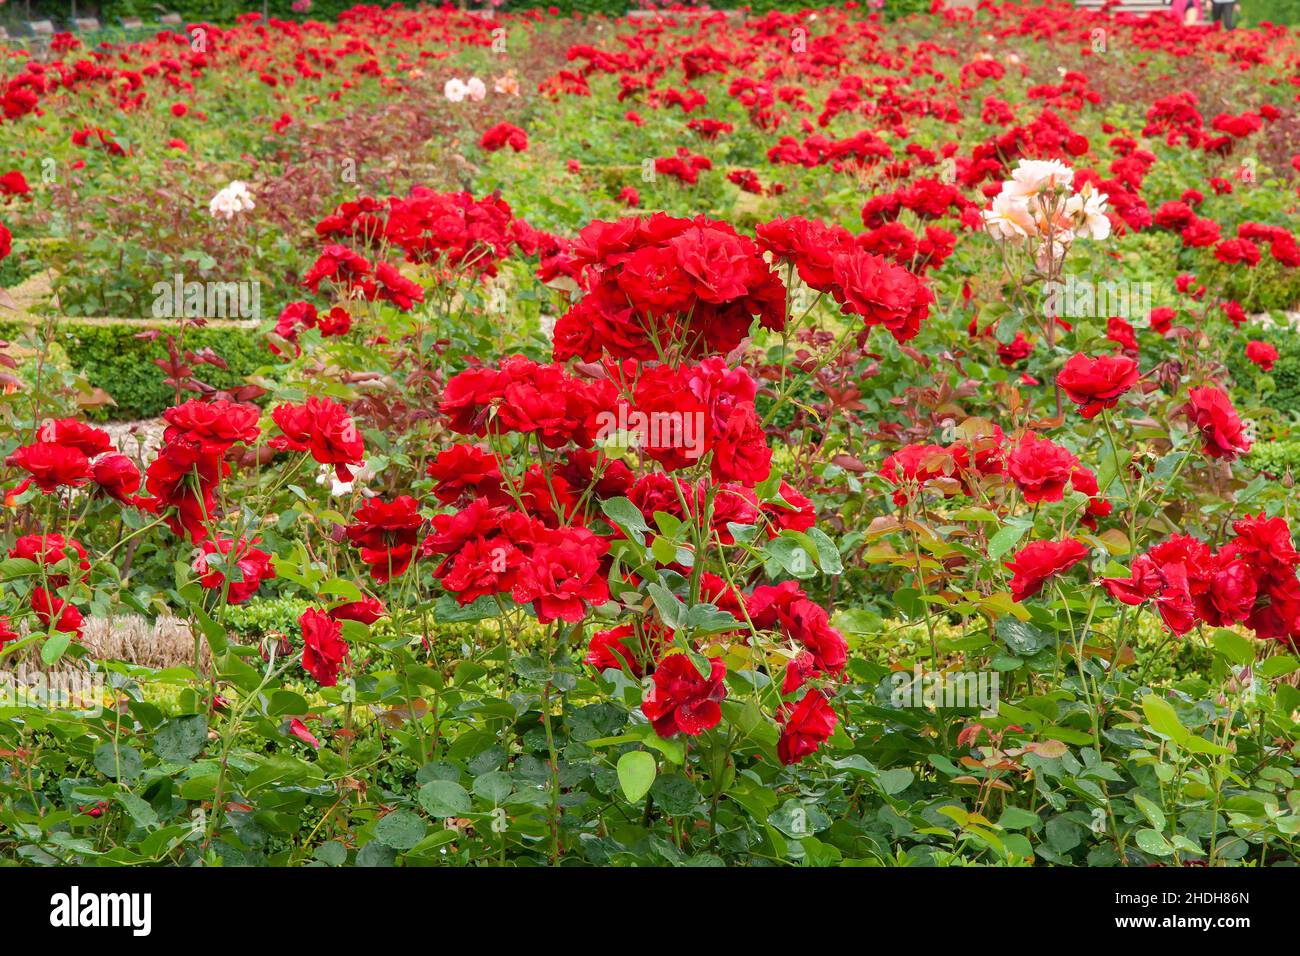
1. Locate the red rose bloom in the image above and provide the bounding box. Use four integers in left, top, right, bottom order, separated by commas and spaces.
1007, 433, 1079, 503
6, 442, 91, 492
300, 607, 349, 687
92, 454, 142, 503
162, 399, 261, 455
271, 397, 365, 481
1056, 353, 1140, 419
31, 586, 84, 637
346, 496, 423, 582
1185, 386, 1251, 460
830, 249, 933, 344
585, 622, 669, 677
511, 526, 610, 623
1245, 340, 1278, 372
9, 533, 90, 587
426, 444, 503, 505
328, 596, 387, 625
641, 653, 728, 737
1006, 539, 1089, 602
35, 418, 112, 457
777, 689, 838, 765
195, 536, 276, 605
0, 616, 16, 650
480, 121, 527, 152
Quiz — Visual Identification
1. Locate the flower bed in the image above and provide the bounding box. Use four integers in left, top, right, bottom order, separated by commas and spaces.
0, 2, 1298, 868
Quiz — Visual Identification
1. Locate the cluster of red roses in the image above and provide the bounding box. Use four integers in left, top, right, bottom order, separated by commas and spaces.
3, 421, 143, 641
755, 216, 935, 344
1, 533, 92, 644
138, 396, 362, 604
480, 122, 528, 153
880, 427, 1109, 527
1102, 515, 1300, 644
6, 418, 141, 501
546, 214, 788, 363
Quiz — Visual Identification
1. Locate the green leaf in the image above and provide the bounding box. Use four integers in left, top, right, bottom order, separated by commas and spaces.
1211, 629, 1255, 667
1132, 793, 1166, 831
418, 779, 471, 818
1134, 828, 1174, 857
115, 791, 159, 829
153, 715, 209, 764
1141, 695, 1190, 746
600, 497, 650, 545
996, 617, 1050, 656
877, 768, 914, 795
93, 744, 143, 782
374, 809, 426, 850
472, 770, 514, 804
616, 750, 657, 803
356, 842, 397, 867
648, 583, 684, 630
1258, 655, 1298, 679
40, 632, 73, 666
319, 578, 365, 603
314, 841, 348, 866
997, 806, 1040, 830
988, 521, 1031, 562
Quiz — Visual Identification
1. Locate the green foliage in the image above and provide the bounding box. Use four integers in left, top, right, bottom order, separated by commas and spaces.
1223, 321, 1300, 418
1247, 439, 1300, 478
1241, 0, 1300, 25
0, 320, 272, 420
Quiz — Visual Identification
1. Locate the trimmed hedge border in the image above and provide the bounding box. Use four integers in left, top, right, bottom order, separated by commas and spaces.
0, 318, 271, 420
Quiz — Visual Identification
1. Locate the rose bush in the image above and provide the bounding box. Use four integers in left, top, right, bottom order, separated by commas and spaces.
0, 2, 1298, 868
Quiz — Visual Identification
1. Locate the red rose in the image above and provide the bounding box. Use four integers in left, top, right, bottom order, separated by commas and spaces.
31, 586, 84, 637
162, 399, 261, 455
1245, 340, 1278, 372
271, 396, 365, 481
830, 249, 933, 344
0, 616, 16, 650
1148, 307, 1176, 334
1007, 433, 1079, 503
755, 215, 854, 293
5, 442, 91, 492
511, 527, 610, 623
481, 121, 528, 153
1056, 353, 1140, 419
92, 454, 142, 503
641, 653, 728, 737
1185, 386, 1251, 460
426, 444, 502, 505
997, 332, 1032, 366
195, 536, 276, 605
9, 533, 89, 587
346, 496, 423, 582
35, 418, 112, 457
328, 596, 387, 625
1006, 539, 1088, 602
585, 622, 669, 677
300, 607, 349, 687
777, 689, 838, 765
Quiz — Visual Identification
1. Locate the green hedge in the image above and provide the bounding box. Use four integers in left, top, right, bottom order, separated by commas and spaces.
1223, 321, 1300, 419
0, 320, 271, 421
1247, 439, 1300, 477
1241, 0, 1300, 25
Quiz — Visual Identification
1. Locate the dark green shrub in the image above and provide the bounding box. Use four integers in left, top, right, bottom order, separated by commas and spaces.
0, 319, 273, 420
